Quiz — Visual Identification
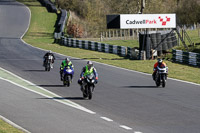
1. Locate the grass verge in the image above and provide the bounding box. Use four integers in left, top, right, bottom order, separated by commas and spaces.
101, 39, 139, 48
0, 118, 23, 133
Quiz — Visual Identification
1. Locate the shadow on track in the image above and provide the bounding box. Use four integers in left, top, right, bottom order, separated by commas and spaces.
37, 85, 65, 87
37, 97, 84, 100
123, 86, 157, 88
23, 70, 46, 72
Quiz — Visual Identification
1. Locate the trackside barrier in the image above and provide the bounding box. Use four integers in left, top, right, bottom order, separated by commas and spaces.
38, 0, 67, 40
54, 9, 68, 40
38, 0, 57, 13
172, 49, 200, 67
61, 37, 127, 57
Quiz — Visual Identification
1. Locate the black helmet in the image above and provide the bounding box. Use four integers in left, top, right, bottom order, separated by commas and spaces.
157, 58, 163, 64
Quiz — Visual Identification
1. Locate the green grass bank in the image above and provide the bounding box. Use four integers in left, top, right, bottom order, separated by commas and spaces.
0, 118, 23, 133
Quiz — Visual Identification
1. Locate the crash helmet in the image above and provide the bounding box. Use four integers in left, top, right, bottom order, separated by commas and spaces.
65, 58, 70, 63
157, 58, 163, 64
87, 61, 93, 69
48, 50, 52, 53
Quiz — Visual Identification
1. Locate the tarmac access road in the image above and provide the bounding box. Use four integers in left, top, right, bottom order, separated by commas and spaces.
0, 0, 200, 133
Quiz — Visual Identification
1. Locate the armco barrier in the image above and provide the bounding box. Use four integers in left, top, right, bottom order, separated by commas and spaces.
54, 9, 68, 39
61, 37, 127, 57
38, 0, 67, 39
38, 0, 57, 13
172, 49, 200, 67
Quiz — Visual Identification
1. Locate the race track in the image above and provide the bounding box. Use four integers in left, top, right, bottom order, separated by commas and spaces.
0, 1, 200, 133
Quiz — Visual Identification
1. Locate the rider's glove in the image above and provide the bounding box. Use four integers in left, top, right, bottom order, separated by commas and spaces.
95, 77, 98, 80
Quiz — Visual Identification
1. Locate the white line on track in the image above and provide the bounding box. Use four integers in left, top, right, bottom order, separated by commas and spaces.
100, 117, 113, 122
0, 115, 30, 133
120, 125, 133, 130
0, 69, 96, 114
0, 77, 96, 114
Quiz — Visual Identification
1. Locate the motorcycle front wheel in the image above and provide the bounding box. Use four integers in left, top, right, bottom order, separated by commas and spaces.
88, 85, 93, 100
46, 63, 50, 71
66, 75, 71, 87
83, 86, 87, 98
162, 75, 166, 88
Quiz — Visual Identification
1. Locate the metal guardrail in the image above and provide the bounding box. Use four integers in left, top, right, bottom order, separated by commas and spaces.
54, 10, 68, 39
38, 0, 67, 39
60, 37, 127, 57
172, 49, 200, 67
38, 0, 57, 13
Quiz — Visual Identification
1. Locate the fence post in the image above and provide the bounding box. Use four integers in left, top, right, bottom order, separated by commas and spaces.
116, 30, 118, 38
100, 32, 103, 42
124, 29, 126, 40
109, 29, 111, 38
132, 29, 134, 39
198, 23, 200, 37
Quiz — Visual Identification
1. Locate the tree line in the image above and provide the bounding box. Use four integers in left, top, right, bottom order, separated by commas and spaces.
57, 0, 200, 38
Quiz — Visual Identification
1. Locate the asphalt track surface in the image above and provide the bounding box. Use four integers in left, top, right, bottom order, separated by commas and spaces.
0, 0, 200, 133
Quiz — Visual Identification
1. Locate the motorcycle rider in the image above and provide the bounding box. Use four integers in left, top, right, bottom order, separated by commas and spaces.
152, 58, 167, 80
60, 58, 74, 81
43, 50, 55, 67
78, 61, 98, 87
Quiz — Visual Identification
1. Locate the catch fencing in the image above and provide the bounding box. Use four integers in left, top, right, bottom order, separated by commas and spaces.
61, 37, 127, 57
172, 49, 200, 67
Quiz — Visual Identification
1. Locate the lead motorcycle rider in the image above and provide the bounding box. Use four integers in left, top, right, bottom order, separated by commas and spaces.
152, 58, 168, 80
78, 61, 98, 89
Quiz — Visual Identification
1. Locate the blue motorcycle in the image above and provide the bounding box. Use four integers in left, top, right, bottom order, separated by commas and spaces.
63, 66, 74, 87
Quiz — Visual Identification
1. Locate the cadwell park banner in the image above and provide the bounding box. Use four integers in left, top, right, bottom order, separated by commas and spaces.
120, 14, 176, 29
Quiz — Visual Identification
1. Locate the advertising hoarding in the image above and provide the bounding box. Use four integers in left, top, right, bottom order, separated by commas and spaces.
120, 14, 176, 29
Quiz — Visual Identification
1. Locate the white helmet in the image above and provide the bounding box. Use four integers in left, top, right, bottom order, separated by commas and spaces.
87, 61, 93, 68
65, 58, 70, 63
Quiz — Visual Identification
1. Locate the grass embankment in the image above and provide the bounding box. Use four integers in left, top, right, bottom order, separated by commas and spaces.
0, 119, 23, 133
102, 39, 139, 48
19, 0, 200, 85
174, 29, 200, 53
